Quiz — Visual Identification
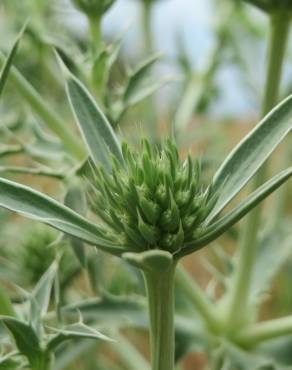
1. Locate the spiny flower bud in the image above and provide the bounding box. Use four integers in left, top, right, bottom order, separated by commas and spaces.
89, 139, 217, 255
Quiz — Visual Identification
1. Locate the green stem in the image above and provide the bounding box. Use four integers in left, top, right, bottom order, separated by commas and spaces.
143, 262, 176, 370
141, 0, 158, 143
236, 315, 292, 346
227, 10, 291, 327
175, 266, 221, 333
142, 1, 153, 55
31, 352, 52, 370
88, 15, 102, 57
0, 53, 85, 160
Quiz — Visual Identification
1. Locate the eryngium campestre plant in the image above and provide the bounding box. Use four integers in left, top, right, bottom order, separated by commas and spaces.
90, 139, 216, 254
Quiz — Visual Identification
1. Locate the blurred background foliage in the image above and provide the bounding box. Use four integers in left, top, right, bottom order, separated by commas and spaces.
0, 0, 292, 369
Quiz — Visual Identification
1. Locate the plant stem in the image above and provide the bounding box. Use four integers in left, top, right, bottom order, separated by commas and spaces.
31, 352, 52, 370
0, 53, 85, 160
227, 10, 291, 326
143, 262, 176, 370
236, 315, 292, 346
175, 266, 221, 333
142, 1, 153, 55
88, 15, 102, 57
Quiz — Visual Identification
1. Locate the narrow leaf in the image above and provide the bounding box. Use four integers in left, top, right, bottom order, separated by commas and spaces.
179, 167, 292, 257
0, 177, 123, 256
65, 186, 87, 267
31, 262, 57, 319
57, 54, 123, 168
0, 317, 40, 358
206, 95, 292, 223
47, 322, 111, 351
123, 53, 162, 105
0, 23, 26, 98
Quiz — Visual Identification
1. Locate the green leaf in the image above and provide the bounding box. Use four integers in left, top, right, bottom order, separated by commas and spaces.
64, 186, 87, 267
123, 53, 162, 106
0, 353, 22, 370
206, 95, 292, 223
0, 23, 26, 99
30, 262, 57, 332
250, 223, 292, 300
123, 75, 173, 108
62, 293, 147, 326
0, 177, 123, 256
57, 54, 124, 168
179, 167, 292, 257
0, 285, 15, 317
47, 322, 111, 351
0, 317, 41, 360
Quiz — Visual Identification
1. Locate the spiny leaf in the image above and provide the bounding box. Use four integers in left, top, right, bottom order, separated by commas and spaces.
47, 322, 111, 351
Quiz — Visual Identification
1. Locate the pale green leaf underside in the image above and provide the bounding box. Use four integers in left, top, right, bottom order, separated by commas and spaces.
65, 71, 123, 168
0, 177, 123, 255
206, 94, 292, 223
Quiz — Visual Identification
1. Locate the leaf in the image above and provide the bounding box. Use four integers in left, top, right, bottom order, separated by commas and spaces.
56, 53, 124, 168
0, 177, 124, 256
206, 94, 292, 223
0, 285, 15, 317
123, 75, 173, 108
123, 53, 162, 106
30, 262, 57, 330
0, 352, 22, 370
0, 317, 41, 360
250, 223, 292, 300
179, 167, 292, 257
64, 186, 87, 267
62, 293, 147, 324
47, 322, 111, 351
0, 23, 26, 99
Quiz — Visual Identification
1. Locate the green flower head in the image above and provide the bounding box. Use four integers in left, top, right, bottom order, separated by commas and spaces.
72, 0, 116, 17
90, 139, 217, 255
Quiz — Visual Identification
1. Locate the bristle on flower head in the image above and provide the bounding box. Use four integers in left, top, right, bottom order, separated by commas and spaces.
89, 139, 216, 254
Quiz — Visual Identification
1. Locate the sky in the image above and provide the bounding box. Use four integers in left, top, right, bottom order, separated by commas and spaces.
61, 0, 271, 117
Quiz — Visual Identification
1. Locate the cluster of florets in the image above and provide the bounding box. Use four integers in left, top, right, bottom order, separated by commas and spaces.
90, 140, 216, 254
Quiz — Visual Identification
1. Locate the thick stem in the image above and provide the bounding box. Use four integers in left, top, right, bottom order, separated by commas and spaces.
88, 15, 102, 57
31, 352, 52, 370
227, 10, 291, 326
143, 263, 176, 370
